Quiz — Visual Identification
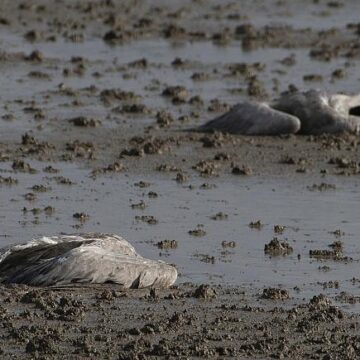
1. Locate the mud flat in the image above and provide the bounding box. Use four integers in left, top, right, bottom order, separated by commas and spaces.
0, 284, 359, 359
0, 0, 360, 358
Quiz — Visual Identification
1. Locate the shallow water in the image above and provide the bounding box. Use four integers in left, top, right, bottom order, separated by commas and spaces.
1, 160, 359, 310
0, 32, 358, 101
0, 1, 360, 313
0, 30, 358, 138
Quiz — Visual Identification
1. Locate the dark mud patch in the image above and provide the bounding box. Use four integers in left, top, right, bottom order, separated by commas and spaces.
2, 284, 356, 359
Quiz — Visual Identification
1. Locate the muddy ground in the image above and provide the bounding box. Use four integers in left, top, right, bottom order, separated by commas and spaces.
0, 283, 359, 359
0, 0, 360, 358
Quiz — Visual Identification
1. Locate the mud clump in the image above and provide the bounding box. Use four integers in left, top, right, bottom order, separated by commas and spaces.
28, 70, 51, 80
143, 139, 168, 155
127, 136, 170, 155
188, 228, 206, 237
24, 49, 44, 62
21, 133, 55, 155
134, 181, 151, 188
331, 228, 344, 237
171, 57, 187, 67
280, 155, 306, 166
189, 95, 204, 106
163, 24, 186, 39
119, 103, 151, 114
210, 212, 228, 220
157, 240, 178, 250
332, 68, 347, 79
193, 285, 217, 299
31, 184, 50, 192
12, 160, 37, 173
44, 206, 55, 215
68, 116, 101, 127
194, 254, 215, 264
191, 72, 210, 81
91, 161, 125, 176
249, 220, 264, 229
135, 215, 158, 225
20, 290, 86, 322
103, 30, 131, 44
247, 76, 268, 98
274, 225, 286, 234
214, 152, 231, 161
329, 240, 343, 250
23, 192, 36, 201
264, 238, 293, 256
66, 140, 95, 159
128, 58, 148, 69
43, 166, 59, 174
199, 183, 217, 190
73, 212, 90, 221
208, 99, 230, 113
162, 86, 188, 103
26, 336, 58, 355
200, 134, 224, 148
52, 176, 75, 185
156, 111, 174, 127
232, 165, 252, 175
193, 160, 218, 177
221, 241, 236, 248
309, 249, 351, 261
308, 183, 336, 191
335, 292, 360, 304
309, 46, 339, 62
261, 288, 290, 300
100, 89, 139, 105
319, 280, 339, 289
228, 61, 265, 77
0, 175, 18, 185
131, 201, 146, 210
309, 294, 332, 308
120, 148, 144, 157
23, 207, 41, 215
303, 74, 323, 82
175, 172, 188, 183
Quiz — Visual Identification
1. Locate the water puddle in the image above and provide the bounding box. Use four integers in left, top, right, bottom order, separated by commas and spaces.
1, 160, 359, 311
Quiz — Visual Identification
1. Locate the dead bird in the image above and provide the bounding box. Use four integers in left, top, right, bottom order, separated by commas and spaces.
199, 89, 360, 135
0, 234, 177, 288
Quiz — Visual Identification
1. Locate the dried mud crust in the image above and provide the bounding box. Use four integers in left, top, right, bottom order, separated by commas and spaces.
0, 284, 358, 359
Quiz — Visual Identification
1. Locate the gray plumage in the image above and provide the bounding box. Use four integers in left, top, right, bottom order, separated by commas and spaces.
199, 90, 360, 135
0, 234, 177, 288
200, 100, 300, 135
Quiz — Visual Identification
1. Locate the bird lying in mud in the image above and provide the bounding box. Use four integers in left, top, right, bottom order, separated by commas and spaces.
199, 89, 360, 135
0, 234, 177, 288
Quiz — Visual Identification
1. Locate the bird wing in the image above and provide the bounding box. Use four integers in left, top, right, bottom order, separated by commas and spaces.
0, 234, 177, 288
199, 100, 300, 135
329, 93, 360, 117
272, 90, 359, 134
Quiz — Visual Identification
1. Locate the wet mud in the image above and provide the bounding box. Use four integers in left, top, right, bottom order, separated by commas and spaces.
0, 0, 360, 358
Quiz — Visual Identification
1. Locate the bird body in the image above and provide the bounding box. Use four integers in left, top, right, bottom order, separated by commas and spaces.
200, 100, 300, 135
199, 90, 360, 135
0, 234, 177, 288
